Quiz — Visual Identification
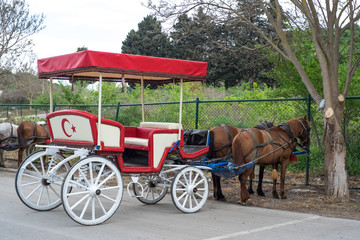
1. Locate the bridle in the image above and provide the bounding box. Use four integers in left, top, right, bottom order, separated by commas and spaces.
279, 118, 310, 152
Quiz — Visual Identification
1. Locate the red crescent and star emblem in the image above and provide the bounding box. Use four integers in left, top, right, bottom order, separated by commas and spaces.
61, 118, 77, 137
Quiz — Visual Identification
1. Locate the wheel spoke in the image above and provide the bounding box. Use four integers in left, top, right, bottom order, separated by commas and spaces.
70, 194, 90, 211
89, 162, 94, 185
192, 194, 199, 206
22, 171, 42, 180
192, 172, 200, 185
40, 156, 45, 175
67, 191, 89, 196
29, 162, 41, 176
49, 184, 61, 199
194, 179, 205, 187
79, 197, 91, 219
68, 179, 89, 190
100, 193, 116, 203
45, 186, 51, 205
21, 180, 40, 187
94, 163, 105, 185
181, 194, 189, 208
98, 172, 115, 188
78, 166, 91, 187
37, 186, 45, 206
95, 195, 107, 215
91, 197, 95, 220
25, 183, 41, 199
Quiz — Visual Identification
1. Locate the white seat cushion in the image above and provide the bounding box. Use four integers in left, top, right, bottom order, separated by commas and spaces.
140, 122, 182, 129
124, 137, 149, 146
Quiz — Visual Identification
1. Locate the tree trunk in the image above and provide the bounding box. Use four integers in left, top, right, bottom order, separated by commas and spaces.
0, 150, 5, 168
323, 115, 349, 198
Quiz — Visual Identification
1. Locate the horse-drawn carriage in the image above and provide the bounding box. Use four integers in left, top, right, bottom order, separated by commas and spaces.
14, 50, 310, 225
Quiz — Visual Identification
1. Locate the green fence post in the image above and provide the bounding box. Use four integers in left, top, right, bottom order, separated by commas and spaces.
6, 105, 9, 119
53, 102, 56, 112
306, 94, 311, 185
195, 98, 200, 129
115, 102, 120, 121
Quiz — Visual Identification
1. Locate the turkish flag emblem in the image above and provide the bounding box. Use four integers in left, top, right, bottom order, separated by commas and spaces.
61, 118, 77, 137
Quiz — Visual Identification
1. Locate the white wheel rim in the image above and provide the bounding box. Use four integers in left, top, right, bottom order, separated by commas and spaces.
15, 150, 68, 211
171, 167, 208, 213
62, 157, 123, 225
134, 173, 168, 204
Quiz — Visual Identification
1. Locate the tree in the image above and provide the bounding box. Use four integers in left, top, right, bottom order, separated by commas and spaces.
170, 6, 274, 89
121, 15, 173, 58
0, 69, 44, 104
149, 0, 360, 199
0, 0, 45, 68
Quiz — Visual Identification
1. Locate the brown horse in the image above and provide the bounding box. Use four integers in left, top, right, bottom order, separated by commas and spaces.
232, 116, 310, 204
17, 121, 50, 166
208, 122, 273, 201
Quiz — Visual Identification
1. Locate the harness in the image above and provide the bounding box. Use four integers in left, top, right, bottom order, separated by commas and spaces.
241, 119, 310, 165
23, 122, 50, 145
213, 124, 233, 155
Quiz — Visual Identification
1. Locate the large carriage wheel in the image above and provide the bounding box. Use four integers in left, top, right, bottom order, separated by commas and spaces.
15, 150, 70, 211
61, 156, 123, 225
133, 171, 169, 205
171, 166, 208, 213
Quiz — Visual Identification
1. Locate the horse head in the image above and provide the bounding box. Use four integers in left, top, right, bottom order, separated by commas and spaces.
285, 116, 310, 152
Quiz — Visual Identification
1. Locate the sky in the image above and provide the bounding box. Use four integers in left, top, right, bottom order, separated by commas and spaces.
27, 0, 153, 59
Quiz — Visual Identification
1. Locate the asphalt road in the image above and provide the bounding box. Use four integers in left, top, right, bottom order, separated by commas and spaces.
1, 169, 359, 240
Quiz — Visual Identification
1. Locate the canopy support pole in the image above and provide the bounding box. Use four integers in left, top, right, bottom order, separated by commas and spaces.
49, 77, 53, 113
141, 75, 145, 122
97, 72, 103, 148
122, 73, 126, 93
178, 79, 183, 140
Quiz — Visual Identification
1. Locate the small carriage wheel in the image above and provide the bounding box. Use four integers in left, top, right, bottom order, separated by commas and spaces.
133, 171, 169, 205
61, 156, 123, 226
171, 166, 209, 213
15, 150, 70, 211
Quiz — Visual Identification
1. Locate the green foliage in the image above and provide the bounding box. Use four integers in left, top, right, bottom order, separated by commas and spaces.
121, 15, 173, 58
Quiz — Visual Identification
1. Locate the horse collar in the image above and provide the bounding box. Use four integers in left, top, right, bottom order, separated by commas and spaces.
280, 122, 295, 141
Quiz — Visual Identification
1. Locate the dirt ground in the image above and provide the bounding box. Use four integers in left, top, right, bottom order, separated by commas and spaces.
2, 157, 359, 221
212, 170, 360, 221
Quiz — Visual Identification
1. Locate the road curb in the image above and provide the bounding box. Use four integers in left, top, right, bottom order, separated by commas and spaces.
0, 167, 17, 173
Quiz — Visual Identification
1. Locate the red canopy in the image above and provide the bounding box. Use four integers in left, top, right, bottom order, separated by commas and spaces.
38, 50, 207, 83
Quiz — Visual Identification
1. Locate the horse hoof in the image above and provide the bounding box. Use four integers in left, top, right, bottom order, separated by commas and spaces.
257, 191, 265, 197
248, 189, 254, 194
217, 197, 227, 202
281, 195, 287, 199
272, 194, 279, 199
238, 200, 252, 206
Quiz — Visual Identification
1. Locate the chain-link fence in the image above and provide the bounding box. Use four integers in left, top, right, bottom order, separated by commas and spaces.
1, 96, 359, 178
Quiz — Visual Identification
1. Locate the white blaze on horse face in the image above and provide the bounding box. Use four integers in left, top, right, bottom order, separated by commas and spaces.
49, 115, 93, 142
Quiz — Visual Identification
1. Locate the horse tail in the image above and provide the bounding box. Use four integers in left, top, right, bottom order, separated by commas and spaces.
17, 122, 27, 147
232, 133, 244, 166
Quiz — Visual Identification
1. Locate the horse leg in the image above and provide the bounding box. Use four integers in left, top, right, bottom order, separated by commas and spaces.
18, 147, 25, 167
248, 168, 255, 194
272, 164, 279, 199
212, 173, 226, 201
256, 165, 266, 197
239, 167, 253, 204
280, 162, 288, 199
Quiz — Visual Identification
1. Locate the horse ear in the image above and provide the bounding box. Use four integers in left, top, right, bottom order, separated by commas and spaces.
303, 115, 307, 121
